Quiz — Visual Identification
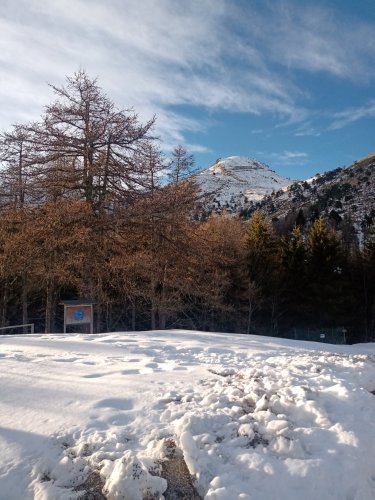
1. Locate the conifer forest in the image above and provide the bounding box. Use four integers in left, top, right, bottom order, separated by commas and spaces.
0, 71, 374, 343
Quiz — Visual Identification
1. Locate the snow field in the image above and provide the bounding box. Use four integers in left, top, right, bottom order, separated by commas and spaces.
0, 330, 374, 499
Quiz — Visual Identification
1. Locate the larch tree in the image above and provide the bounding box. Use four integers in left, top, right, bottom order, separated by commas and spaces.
192, 213, 245, 332
20, 70, 156, 306
24, 70, 155, 208
0, 70, 162, 331
30, 200, 94, 332
120, 146, 200, 330
0, 125, 40, 327
0, 125, 35, 209
0, 209, 35, 328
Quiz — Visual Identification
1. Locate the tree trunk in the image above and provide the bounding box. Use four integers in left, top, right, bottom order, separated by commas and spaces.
159, 313, 166, 330
1, 280, 8, 327
96, 301, 101, 334
159, 264, 168, 329
151, 301, 157, 330
131, 302, 136, 331
22, 274, 28, 333
270, 296, 279, 336
44, 280, 58, 333
45, 281, 53, 333
247, 297, 253, 335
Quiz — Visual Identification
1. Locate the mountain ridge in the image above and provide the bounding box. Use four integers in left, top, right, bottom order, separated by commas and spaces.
254, 152, 375, 242
193, 153, 375, 243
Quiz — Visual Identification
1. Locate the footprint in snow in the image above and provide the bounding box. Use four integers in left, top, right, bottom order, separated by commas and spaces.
52, 357, 81, 363
121, 368, 140, 375
94, 398, 133, 411
82, 372, 108, 378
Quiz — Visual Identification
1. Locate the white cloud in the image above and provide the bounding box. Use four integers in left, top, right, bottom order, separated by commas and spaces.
0, 0, 304, 148
245, 1, 375, 81
1, 0, 374, 151
294, 122, 321, 137
281, 151, 308, 160
258, 150, 308, 167
329, 101, 375, 130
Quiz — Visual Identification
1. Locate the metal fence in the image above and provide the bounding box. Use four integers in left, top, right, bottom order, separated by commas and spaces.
0, 323, 35, 335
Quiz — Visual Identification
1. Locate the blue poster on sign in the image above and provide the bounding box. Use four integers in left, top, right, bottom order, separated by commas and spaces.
74, 310, 84, 321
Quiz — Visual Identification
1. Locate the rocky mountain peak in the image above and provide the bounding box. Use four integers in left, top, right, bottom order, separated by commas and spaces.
194, 156, 292, 213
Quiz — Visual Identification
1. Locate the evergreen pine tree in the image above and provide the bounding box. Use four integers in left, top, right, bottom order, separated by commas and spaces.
305, 217, 347, 327
280, 225, 308, 326
244, 210, 281, 334
361, 219, 375, 341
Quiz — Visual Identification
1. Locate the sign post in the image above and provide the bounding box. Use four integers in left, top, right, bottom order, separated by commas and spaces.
61, 300, 95, 334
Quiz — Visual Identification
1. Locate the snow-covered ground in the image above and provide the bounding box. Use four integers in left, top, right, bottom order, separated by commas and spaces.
1, 329, 375, 499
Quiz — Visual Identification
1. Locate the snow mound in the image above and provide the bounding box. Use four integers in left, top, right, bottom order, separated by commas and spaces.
103, 450, 167, 500
164, 352, 375, 498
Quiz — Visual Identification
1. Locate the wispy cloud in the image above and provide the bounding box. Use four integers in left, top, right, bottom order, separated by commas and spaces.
281, 151, 308, 160
1, 0, 374, 152
246, 1, 375, 81
294, 122, 321, 137
0, 0, 302, 148
257, 150, 308, 169
329, 101, 375, 130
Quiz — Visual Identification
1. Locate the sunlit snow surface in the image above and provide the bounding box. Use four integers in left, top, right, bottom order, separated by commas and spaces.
1, 330, 375, 499
195, 156, 292, 207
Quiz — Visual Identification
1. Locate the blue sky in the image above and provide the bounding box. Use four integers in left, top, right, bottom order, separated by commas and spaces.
1, 0, 375, 179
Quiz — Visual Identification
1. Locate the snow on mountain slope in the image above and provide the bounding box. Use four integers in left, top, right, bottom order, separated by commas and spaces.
257, 153, 375, 242
194, 156, 293, 212
1, 330, 375, 499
